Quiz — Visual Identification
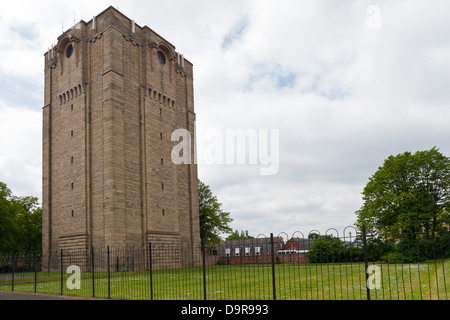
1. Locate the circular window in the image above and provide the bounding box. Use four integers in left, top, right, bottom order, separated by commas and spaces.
157, 51, 166, 65
66, 44, 74, 58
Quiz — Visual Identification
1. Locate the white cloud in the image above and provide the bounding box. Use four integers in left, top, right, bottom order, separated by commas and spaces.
196, 0, 450, 236
0, 101, 41, 199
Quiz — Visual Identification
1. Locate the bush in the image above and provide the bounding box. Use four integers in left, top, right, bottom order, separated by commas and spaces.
308, 230, 450, 264
382, 252, 410, 264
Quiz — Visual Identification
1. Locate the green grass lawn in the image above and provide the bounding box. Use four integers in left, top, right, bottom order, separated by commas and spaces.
1, 260, 449, 300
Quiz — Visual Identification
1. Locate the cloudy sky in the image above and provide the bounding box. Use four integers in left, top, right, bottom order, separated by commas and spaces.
1, 0, 450, 238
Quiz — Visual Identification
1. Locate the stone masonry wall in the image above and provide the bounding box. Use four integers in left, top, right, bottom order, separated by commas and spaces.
43, 7, 200, 258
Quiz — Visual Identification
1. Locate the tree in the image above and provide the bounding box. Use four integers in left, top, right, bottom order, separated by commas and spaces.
198, 180, 233, 243
308, 235, 347, 263
11, 196, 42, 252
0, 182, 16, 252
356, 148, 450, 236
0, 182, 42, 252
226, 230, 254, 240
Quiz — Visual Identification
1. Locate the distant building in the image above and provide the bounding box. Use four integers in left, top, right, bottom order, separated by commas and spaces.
214, 237, 309, 264
282, 237, 315, 251
216, 237, 284, 257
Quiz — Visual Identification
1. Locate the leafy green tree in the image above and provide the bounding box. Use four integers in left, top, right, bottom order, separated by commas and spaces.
356, 148, 450, 236
0, 182, 16, 252
199, 180, 233, 243
12, 196, 42, 252
226, 230, 254, 240
0, 182, 42, 252
308, 235, 346, 263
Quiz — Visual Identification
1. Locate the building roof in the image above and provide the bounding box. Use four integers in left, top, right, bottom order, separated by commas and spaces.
283, 237, 316, 250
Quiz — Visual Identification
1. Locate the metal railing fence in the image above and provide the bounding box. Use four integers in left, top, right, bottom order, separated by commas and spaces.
0, 224, 449, 300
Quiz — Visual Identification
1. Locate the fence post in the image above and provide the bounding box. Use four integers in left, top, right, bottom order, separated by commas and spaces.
47, 252, 51, 276
107, 246, 111, 299
362, 225, 371, 301
34, 252, 38, 293
149, 242, 153, 301
91, 247, 95, 298
60, 249, 63, 295
270, 233, 276, 300
11, 253, 15, 292
201, 239, 207, 300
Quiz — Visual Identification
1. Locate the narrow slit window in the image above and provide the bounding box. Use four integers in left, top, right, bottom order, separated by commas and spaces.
162, 209, 165, 216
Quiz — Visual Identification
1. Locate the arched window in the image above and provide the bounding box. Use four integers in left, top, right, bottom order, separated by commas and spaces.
66, 44, 74, 58
157, 51, 166, 65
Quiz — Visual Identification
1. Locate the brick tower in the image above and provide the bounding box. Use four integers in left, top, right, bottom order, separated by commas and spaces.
42, 7, 200, 254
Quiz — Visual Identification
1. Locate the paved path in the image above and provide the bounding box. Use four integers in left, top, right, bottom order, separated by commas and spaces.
0, 291, 94, 300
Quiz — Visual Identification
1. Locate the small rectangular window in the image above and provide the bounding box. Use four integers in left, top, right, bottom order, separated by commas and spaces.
71, 130, 74, 137
161, 183, 164, 190
71, 183, 74, 189
71, 157, 74, 164
71, 210, 74, 217
162, 209, 165, 216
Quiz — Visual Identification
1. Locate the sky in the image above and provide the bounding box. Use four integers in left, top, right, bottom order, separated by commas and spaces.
1, 0, 450, 239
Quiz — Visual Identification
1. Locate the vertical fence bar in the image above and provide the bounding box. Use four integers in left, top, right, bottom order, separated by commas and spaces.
34, 252, 38, 293
362, 225, 370, 301
149, 242, 153, 301
91, 247, 95, 298
11, 253, 15, 292
201, 239, 207, 300
107, 246, 111, 299
60, 249, 63, 295
47, 253, 50, 276
270, 233, 276, 301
